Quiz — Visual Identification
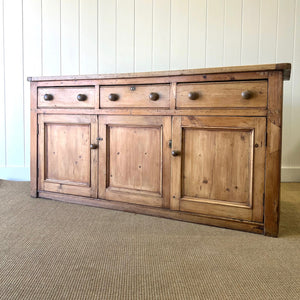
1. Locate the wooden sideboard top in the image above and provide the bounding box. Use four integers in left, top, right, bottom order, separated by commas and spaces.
28, 63, 291, 82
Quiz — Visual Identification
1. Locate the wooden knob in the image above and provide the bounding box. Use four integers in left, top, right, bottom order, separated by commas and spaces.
77, 94, 87, 101
171, 150, 180, 156
241, 90, 253, 99
44, 94, 53, 101
149, 92, 159, 101
108, 93, 119, 101
188, 92, 199, 100
90, 144, 98, 149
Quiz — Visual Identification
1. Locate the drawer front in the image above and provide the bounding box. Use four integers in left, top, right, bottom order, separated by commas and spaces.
100, 84, 170, 108
38, 87, 95, 108
176, 81, 267, 108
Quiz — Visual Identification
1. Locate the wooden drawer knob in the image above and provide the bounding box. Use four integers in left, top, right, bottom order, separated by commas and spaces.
77, 94, 87, 101
188, 92, 199, 100
90, 144, 98, 149
171, 150, 180, 156
149, 92, 159, 101
43, 94, 53, 101
108, 93, 119, 101
241, 90, 253, 99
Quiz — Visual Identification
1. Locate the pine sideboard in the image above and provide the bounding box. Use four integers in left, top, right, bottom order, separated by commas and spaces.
29, 63, 291, 236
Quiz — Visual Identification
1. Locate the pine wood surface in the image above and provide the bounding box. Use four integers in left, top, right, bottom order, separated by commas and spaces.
30, 64, 289, 236
176, 81, 267, 108
100, 84, 170, 108
38, 114, 98, 198
38, 87, 95, 108
170, 116, 265, 222
28, 63, 291, 81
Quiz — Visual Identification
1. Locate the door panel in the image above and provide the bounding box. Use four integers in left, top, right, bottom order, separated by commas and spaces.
171, 116, 266, 222
109, 126, 161, 193
182, 128, 253, 206
99, 116, 171, 207
38, 115, 98, 197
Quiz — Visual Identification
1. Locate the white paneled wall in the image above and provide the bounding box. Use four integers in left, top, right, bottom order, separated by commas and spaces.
0, 0, 299, 181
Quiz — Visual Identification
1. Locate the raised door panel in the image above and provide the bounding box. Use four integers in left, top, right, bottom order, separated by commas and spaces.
171, 116, 266, 222
98, 116, 171, 207
38, 115, 97, 197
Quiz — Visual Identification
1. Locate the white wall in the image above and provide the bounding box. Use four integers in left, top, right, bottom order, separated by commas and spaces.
0, 0, 299, 181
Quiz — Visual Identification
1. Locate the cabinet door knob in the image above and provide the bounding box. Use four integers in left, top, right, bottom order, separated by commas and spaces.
171, 150, 180, 156
44, 94, 53, 101
77, 94, 87, 101
149, 92, 159, 101
108, 93, 119, 101
188, 92, 199, 100
241, 90, 253, 99
90, 144, 98, 149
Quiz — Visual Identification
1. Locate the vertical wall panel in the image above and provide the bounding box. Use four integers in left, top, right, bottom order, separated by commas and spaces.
0, 0, 5, 167
98, 0, 116, 73
23, 0, 42, 167
291, 0, 300, 166
152, 0, 170, 71
3, 0, 24, 166
116, 0, 134, 73
0, 0, 300, 181
42, 0, 60, 75
135, 0, 152, 72
206, 0, 225, 67
277, 0, 296, 168
188, 0, 207, 68
61, 0, 79, 75
259, 0, 277, 63
241, 0, 260, 65
223, 0, 242, 66
276, 0, 295, 61
80, 0, 97, 74
170, 0, 189, 70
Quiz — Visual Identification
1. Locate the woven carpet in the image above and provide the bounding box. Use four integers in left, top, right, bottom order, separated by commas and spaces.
0, 180, 299, 300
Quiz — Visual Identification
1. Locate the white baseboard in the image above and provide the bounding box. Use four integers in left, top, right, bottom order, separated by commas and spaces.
0, 166, 299, 182
0, 167, 30, 181
281, 167, 300, 182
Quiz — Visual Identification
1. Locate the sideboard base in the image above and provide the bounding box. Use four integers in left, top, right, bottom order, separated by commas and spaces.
37, 191, 265, 235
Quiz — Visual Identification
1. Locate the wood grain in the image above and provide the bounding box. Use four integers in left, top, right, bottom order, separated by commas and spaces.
264, 71, 283, 237
98, 116, 171, 208
30, 65, 288, 235
100, 84, 170, 108
38, 191, 264, 234
176, 81, 267, 108
171, 116, 265, 222
28, 63, 291, 82
38, 87, 95, 108
38, 114, 98, 197
108, 126, 161, 193
182, 128, 253, 205
35, 108, 268, 117
31, 72, 270, 87
30, 82, 38, 197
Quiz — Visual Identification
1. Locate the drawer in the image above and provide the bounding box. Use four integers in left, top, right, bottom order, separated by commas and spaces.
176, 81, 267, 108
100, 84, 170, 108
38, 87, 95, 108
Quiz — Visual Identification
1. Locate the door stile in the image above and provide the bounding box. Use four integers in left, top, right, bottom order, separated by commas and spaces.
170, 116, 182, 210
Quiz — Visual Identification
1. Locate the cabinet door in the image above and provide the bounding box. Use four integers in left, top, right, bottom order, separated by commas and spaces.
98, 116, 171, 207
38, 115, 98, 197
171, 116, 266, 223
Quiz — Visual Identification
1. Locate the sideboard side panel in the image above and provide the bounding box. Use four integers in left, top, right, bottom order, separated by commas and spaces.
30, 82, 38, 197
264, 71, 283, 237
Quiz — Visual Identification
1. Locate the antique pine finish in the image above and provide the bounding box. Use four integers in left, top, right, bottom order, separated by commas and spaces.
29, 63, 291, 236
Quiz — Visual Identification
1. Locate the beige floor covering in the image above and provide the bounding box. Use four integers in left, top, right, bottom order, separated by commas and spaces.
0, 180, 299, 300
